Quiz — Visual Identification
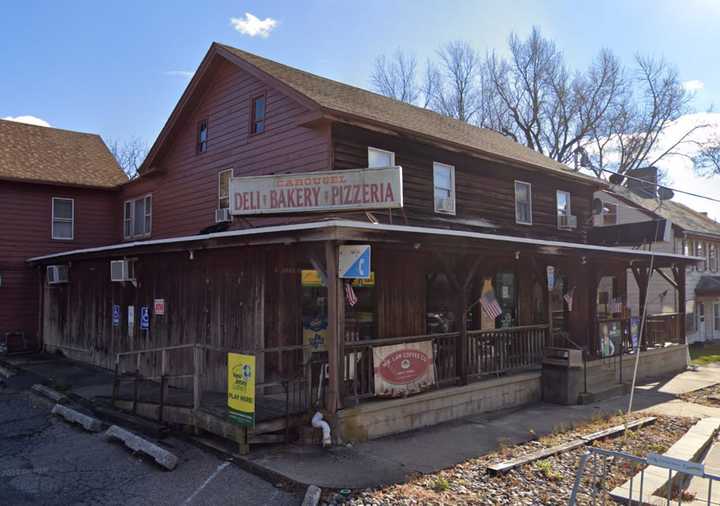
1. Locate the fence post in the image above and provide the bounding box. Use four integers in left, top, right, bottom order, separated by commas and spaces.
193, 346, 201, 411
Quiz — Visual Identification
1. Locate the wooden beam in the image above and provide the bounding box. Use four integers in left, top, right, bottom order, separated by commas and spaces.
324, 241, 342, 414
653, 267, 679, 291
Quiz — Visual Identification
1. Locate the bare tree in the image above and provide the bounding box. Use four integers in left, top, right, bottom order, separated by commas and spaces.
107, 137, 148, 179
371, 51, 420, 104
431, 41, 484, 122
484, 28, 624, 164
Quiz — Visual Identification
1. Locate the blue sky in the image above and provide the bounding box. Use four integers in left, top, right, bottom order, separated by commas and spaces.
3, 0, 720, 143
3, 0, 720, 217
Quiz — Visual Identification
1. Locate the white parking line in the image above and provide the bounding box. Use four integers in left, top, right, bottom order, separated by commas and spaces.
181, 461, 231, 505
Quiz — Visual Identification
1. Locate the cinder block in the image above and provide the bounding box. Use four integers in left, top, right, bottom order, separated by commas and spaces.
105, 425, 178, 470
51, 404, 103, 432
32, 384, 68, 404
302, 485, 321, 506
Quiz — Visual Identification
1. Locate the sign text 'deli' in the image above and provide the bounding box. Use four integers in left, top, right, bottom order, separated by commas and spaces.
230, 167, 403, 215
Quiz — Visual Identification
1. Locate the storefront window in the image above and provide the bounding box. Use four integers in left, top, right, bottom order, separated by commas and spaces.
426, 272, 457, 333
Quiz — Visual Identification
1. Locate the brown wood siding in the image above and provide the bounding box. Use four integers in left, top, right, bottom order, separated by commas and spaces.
120, 59, 331, 240
376, 249, 427, 338
332, 124, 595, 242
0, 181, 118, 341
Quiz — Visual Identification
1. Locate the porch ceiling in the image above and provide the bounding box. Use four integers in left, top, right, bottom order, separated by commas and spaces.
27, 219, 701, 268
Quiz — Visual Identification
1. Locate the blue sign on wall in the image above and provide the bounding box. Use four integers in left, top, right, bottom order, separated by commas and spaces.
112, 304, 121, 327
140, 306, 150, 330
339, 245, 371, 279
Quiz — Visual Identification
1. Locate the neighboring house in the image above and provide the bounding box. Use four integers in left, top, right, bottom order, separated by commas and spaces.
0, 119, 127, 351
593, 179, 720, 343
25, 44, 695, 444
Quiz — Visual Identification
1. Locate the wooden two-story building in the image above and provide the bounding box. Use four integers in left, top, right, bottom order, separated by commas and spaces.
27, 44, 698, 446
0, 119, 126, 352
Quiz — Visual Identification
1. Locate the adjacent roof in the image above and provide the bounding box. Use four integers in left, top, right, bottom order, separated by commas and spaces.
606, 185, 720, 238
696, 276, 720, 296
0, 119, 127, 188
141, 43, 602, 186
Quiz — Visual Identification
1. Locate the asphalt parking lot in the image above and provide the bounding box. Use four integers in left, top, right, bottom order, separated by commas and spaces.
0, 377, 299, 506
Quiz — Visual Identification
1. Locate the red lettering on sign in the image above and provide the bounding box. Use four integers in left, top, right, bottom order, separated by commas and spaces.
376, 350, 431, 385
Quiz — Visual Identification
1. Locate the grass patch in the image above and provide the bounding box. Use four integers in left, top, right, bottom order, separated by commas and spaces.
689, 342, 720, 366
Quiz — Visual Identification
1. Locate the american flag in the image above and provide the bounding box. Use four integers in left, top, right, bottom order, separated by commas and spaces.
480, 279, 503, 319
563, 286, 575, 312
344, 282, 358, 307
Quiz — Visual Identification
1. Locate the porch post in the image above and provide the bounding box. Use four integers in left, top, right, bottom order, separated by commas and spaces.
324, 241, 344, 413
631, 264, 650, 330
672, 265, 687, 344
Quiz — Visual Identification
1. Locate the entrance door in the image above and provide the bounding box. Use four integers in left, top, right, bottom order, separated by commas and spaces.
698, 302, 706, 341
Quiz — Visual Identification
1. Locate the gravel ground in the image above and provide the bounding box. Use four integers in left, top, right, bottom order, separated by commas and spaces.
333, 414, 694, 506
679, 383, 720, 408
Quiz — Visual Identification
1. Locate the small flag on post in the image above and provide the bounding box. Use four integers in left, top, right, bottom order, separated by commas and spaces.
480, 278, 503, 319
344, 282, 358, 307
563, 286, 576, 312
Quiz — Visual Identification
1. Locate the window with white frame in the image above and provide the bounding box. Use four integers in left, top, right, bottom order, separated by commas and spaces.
123, 195, 152, 239
556, 190, 572, 229
52, 197, 74, 240
514, 181, 532, 225
218, 169, 232, 210
433, 162, 455, 214
710, 243, 718, 272
602, 201, 618, 225
367, 147, 395, 168
697, 241, 706, 271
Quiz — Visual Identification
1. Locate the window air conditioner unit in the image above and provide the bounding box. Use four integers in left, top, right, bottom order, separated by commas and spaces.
110, 260, 135, 282
436, 198, 455, 213
215, 208, 232, 223
47, 265, 69, 284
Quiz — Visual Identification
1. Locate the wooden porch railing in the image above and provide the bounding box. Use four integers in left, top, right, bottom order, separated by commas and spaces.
342, 324, 551, 402
645, 312, 684, 347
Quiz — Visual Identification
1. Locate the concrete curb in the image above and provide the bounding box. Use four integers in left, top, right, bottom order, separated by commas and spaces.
105, 425, 178, 471
301, 485, 321, 506
31, 384, 69, 404
0, 363, 16, 378
51, 404, 103, 432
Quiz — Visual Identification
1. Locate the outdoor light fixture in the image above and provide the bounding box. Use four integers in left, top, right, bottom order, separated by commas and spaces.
413, 242, 421, 250
581, 256, 587, 265
188, 250, 195, 260
515, 251, 520, 260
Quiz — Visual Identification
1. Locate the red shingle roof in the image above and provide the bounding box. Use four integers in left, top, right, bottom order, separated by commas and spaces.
0, 119, 127, 188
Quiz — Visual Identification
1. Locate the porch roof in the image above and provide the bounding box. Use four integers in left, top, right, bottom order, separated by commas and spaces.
27, 219, 702, 267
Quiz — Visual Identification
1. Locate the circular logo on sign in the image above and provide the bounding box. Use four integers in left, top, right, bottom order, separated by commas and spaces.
377, 350, 430, 385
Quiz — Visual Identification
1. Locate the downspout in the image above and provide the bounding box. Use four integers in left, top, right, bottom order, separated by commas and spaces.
311, 411, 332, 447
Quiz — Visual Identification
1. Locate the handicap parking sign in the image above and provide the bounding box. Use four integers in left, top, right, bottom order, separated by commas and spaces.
140, 306, 150, 330
338, 245, 371, 279
112, 304, 121, 327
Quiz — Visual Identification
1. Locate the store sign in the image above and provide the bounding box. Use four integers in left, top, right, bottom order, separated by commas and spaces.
153, 299, 165, 316
227, 353, 256, 427
546, 266, 555, 290
339, 245, 371, 279
112, 304, 121, 327
140, 306, 150, 330
230, 167, 403, 215
373, 342, 435, 397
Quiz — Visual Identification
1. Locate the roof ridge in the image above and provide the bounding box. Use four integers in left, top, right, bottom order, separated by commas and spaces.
216, 43, 590, 180
0, 118, 102, 138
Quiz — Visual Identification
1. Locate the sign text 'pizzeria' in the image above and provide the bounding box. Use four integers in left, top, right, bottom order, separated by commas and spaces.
230, 167, 403, 215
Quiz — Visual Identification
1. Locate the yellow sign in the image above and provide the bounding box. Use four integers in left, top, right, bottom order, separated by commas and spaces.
227, 353, 255, 427
301, 269, 375, 287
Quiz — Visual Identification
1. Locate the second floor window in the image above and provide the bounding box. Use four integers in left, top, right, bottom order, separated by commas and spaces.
52, 197, 74, 240
556, 190, 572, 229
368, 147, 395, 168
433, 162, 455, 215
602, 201, 618, 225
218, 169, 232, 209
710, 243, 718, 272
514, 181, 532, 225
251, 95, 266, 134
197, 119, 208, 154
697, 241, 706, 271
124, 195, 152, 239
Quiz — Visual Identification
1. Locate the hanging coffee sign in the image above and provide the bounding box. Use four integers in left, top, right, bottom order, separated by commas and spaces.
230, 167, 403, 215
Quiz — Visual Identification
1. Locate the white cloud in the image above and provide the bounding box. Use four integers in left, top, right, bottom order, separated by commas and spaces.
2, 115, 51, 127
682, 80, 705, 92
230, 12, 277, 38
164, 70, 194, 79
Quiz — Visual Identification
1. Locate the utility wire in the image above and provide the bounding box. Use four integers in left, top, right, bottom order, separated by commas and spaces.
598, 168, 720, 205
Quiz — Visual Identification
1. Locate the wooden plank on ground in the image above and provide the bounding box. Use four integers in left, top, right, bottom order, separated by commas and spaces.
487, 417, 657, 475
